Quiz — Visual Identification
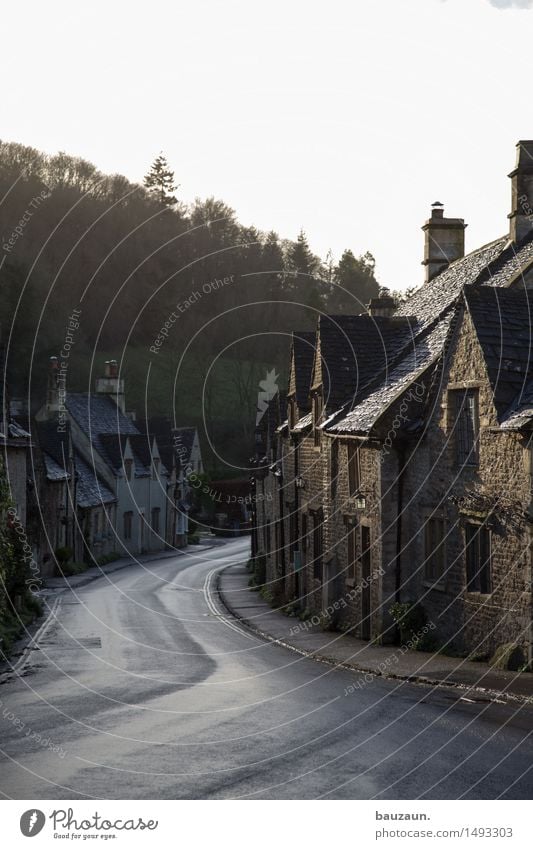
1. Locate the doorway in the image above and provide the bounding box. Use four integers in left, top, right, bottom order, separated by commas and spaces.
361, 525, 371, 640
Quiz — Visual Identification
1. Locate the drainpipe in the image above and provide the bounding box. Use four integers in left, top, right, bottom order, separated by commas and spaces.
278, 472, 286, 578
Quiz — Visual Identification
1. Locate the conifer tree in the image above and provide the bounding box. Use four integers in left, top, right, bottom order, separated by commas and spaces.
143, 153, 178, 206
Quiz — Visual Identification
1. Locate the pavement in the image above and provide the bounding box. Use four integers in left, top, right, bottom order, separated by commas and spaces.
218, 562, 533, 705
1, 537, 533, 799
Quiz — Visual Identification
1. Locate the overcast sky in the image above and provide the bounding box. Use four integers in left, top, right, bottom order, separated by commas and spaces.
2, 0, 533, 289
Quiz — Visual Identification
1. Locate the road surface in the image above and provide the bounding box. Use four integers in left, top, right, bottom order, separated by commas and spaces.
0, 539, 532, 799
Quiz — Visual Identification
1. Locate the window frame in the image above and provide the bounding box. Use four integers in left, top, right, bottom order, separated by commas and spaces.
450, 388, 480, 467
347, 441, 361, 498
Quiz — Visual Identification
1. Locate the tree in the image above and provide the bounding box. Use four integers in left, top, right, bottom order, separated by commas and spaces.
144, 153, 178, 206
286, 229, 324, 311
329, 249, 380, 313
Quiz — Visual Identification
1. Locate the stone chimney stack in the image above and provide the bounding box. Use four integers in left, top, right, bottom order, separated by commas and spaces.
367, 295, 396, 317
95, 359, 125, 413
46, 356, 60, 415
508, 141, 533, 243
422, 202, 466, 284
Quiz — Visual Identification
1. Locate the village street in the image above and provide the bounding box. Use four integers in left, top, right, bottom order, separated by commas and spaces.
0, 539, 532, 800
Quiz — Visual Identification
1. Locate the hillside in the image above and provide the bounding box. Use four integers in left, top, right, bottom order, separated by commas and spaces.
0, 140, 380, 468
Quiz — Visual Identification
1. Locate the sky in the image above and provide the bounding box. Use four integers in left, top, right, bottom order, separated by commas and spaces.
2, 0, 533, 289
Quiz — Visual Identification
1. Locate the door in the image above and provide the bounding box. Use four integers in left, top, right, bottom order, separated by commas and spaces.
361, 525, 371, 640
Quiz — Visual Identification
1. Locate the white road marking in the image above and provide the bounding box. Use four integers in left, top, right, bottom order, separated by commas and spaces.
203, 568, 257, 641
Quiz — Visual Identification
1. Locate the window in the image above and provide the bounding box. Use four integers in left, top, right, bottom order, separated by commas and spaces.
348, 442, 361, 497
347, 524, 357, 581
151, 507, 160, 534
152, 458, 160, 480
424, 517, 446, 582
313, 392, 323, 448
313, 510, 323, 580
93, 511, 100, 537
123, 511, 133, 540
465, 523, 491, 594
450, 389, 479, 466
124, 459, 133, 481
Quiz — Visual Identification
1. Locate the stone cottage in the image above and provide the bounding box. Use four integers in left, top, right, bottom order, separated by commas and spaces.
256, 139, 533, 666
36, 359, 168, 556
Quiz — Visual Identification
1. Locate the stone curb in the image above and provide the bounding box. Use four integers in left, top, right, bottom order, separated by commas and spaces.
217, 572, 533, 708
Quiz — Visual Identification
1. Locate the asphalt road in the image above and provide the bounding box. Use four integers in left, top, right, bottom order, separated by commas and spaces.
0, 538, 532, 800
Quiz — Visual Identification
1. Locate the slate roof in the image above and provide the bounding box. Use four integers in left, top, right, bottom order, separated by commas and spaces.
465, 286, 533, 422
290, 331, 316, 410
97, 433, 129, 473
328, 313, 454, 435
35, 421, 115, 504
323, 231, 533, 438
395, 237, 508, 329
172, 426, 198, 468
66, 393, 139, 440
292, 411, 313, 433
501, 377, 533, 429
143, 417, 175, 472
75, 453, 115, 507
97, 432, 161, 478
317, 314, 415, 411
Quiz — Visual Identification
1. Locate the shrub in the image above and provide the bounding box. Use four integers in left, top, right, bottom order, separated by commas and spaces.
54, 547, 73, 567
389, 601, 428, 647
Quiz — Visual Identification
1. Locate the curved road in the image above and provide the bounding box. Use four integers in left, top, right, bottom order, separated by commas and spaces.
0, 539, 532, 799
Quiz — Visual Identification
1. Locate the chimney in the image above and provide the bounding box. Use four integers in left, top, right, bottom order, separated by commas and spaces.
46, 356, 60, 415
95, 359, 125, 413
509, 141, 533, 243
367, 295, 396, 317
422, 202, 466, 283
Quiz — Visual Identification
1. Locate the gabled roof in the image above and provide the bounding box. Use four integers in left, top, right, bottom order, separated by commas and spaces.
35, 421, 71, 480
315, 314, 415, 410
501, 377, 533, 430
289, 331, 316, 410
97, 432, 163, 478
143, 416, 175, 472
172, 426, 198, 468
66, 393, 139, 440
395, 237, 508, 329
328, 313, 454, 435
35, 421, 115, 504
75, 453, 116, 507
464, 286, 533, 421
